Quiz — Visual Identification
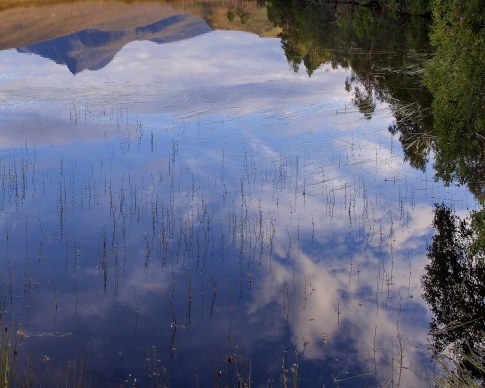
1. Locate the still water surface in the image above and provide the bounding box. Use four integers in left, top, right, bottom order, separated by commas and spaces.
0, 2, 475, 387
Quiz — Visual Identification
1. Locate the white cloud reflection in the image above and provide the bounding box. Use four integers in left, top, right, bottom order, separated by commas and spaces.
0, 29, 474, 387
0, 30, 349, 148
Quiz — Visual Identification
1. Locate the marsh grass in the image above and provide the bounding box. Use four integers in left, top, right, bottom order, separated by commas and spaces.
434, 346, 485, 388
0, 323, 94, 388
280, 352, 298, 388
0, 325, 15, 388
0, 322, 26, 388
63, 358, 94, 388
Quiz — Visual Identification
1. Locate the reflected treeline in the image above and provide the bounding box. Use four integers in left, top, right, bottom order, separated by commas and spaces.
265, 0, 434, 171
420, 2, 485, 377
423, 204, 485, 384
264, 0, 485, 382
423, 0, 485, 201
421, 2, 485, 379
265, 0, 485, 202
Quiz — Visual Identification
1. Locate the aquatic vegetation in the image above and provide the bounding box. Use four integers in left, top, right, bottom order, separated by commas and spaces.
0, 1, 481, 387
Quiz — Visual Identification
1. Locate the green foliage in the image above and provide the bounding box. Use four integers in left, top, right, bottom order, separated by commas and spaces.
423, 0, 485, 200
268, 0, 484, 202
382, 0, 431, 15
266, 0, 485, 199
267, 0, 433, 169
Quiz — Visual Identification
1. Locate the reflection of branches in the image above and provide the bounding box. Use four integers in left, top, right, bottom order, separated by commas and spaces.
388, 101, 434, 171
352, 85, 376, 120
344, 61, 434, 170
422, 204, 485, 383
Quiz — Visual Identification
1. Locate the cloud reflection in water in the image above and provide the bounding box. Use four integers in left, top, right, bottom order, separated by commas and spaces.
0, 29, 473, 387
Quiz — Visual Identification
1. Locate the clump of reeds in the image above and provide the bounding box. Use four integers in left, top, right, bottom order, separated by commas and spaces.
434, 346, 485, 388
280, 353, 298, 388
0, 322, 25, 388
65, 358, 93, 388
0, 326, 13, 387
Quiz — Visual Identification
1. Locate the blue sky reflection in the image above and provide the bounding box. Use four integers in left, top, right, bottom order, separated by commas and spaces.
0, 29, 475, 387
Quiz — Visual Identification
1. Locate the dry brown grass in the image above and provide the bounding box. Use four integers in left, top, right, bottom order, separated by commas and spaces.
0, 0, 280, 50
0, 1, 184, 49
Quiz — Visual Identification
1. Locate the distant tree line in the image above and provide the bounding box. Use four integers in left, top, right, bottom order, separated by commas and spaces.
265, 0, 485, 201
300, 0, 431, 15
265, 0, 434, 169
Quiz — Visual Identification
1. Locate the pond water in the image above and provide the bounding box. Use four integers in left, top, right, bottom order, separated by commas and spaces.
0, 1, 477, 387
